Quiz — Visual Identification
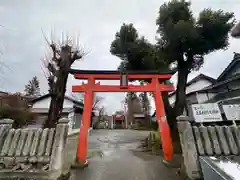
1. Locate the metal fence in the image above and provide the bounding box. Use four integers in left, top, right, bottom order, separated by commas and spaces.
200, 156, 240, 180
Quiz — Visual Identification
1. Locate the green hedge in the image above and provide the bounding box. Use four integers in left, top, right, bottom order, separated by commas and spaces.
150, 121, 158, 131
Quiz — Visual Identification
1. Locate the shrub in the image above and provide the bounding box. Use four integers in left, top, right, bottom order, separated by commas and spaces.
151, 121, 158, 131
0, 105, 35, 128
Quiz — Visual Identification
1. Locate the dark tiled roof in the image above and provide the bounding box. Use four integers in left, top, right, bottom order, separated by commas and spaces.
185, 74, 240, 96
169, 73, 216, 97
184, 53, 240, 94
217, 52, 240, 81
201, 74, 240, 91
231, 21, 240, 38
187, 74, 217, 85
169, 52, 240, 97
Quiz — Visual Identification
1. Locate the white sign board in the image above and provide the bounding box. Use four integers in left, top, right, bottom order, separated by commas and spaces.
222, 104, 240, 121
191, 103, 222, 122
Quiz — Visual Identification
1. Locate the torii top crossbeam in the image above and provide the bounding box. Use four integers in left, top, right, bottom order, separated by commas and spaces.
69, 69, 175, 80
69, 69, 175, 92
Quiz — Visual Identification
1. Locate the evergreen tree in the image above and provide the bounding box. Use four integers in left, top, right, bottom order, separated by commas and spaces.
110, 0, 235, 149
24, 76, 40, 97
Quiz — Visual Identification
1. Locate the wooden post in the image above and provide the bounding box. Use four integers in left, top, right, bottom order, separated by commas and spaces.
76, 78, 94, 164
153, 78, 173, 161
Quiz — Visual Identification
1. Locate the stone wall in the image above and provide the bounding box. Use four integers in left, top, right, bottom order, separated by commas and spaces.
177, 115, 240, 180
0, 118, 69, 180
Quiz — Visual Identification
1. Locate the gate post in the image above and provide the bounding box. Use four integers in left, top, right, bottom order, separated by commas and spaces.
153, 78, 173, 161
76, 78, 94, 164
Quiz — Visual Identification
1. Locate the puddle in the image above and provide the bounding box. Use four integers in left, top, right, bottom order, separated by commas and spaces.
87, 151, 103, 159
102, 150, 116, 156
87, 149, 117, 159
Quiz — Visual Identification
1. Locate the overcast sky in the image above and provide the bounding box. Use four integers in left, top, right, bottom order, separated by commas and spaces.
0, 0, 240, 114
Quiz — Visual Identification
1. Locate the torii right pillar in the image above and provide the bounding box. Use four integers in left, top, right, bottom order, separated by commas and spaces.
152, 78, 173, 161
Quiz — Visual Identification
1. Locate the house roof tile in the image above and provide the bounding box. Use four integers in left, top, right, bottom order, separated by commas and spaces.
217, 52, 240, 81
169, 73, 216, 97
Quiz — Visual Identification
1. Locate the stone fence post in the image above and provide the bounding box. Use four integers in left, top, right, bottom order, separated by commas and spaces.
177, 115, 201, 180
0, 119, 14, 128
50, 118, 69, 174
0, 119, 14, 151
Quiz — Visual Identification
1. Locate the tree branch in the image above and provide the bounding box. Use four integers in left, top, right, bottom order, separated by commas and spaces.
72, 51, 83, 61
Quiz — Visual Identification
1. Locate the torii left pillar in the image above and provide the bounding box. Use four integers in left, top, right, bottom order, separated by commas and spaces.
76, 78, 94, 164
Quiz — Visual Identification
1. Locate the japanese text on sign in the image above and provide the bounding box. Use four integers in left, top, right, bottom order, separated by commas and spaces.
191, 103, 222, 122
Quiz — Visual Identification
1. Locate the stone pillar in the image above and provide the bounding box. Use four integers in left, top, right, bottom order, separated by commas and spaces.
0, 119, 14, 153
177, 115, 201, 180
50, 118, 69, 173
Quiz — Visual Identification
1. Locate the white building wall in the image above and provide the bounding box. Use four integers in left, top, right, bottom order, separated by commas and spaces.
32, 97, 74, 109
196, 93, 208, 103
196, 92, 217, 103
169, 79, 213, 105
185, 79, 212, 94
208, 93, 217, 100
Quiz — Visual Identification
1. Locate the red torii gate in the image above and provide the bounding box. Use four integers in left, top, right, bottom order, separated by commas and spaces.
70, 69, 175, 164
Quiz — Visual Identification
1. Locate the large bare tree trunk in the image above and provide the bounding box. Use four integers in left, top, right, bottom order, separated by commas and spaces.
45, 70, 69, 128
43, 42, 84, 128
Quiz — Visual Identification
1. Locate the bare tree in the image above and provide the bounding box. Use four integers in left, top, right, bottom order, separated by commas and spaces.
43, 36, 85, 128
93, 105, 106, 129
98, 106, 105, 121
92, 95, 104, 110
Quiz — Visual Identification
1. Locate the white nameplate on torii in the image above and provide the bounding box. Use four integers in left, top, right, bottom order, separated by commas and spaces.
191, 103, 222, 123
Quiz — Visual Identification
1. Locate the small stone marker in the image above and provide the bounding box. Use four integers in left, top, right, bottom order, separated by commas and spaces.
191, 103, 222, 122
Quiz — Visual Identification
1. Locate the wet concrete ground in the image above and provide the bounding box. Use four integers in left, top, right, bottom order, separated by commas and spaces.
65, 129, 179, 180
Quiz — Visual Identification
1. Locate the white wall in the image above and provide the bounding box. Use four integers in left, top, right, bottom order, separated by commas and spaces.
169, 94, 176, 106
207, 93, 217, 100
169, 79, 213, 105
196, 93, 208, 104
196, 93, 217, 103
186, 79, 212, 94
32, 96, 74, 109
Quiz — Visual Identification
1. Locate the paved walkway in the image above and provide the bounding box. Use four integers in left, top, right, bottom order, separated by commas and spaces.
64, 129, 180, 180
